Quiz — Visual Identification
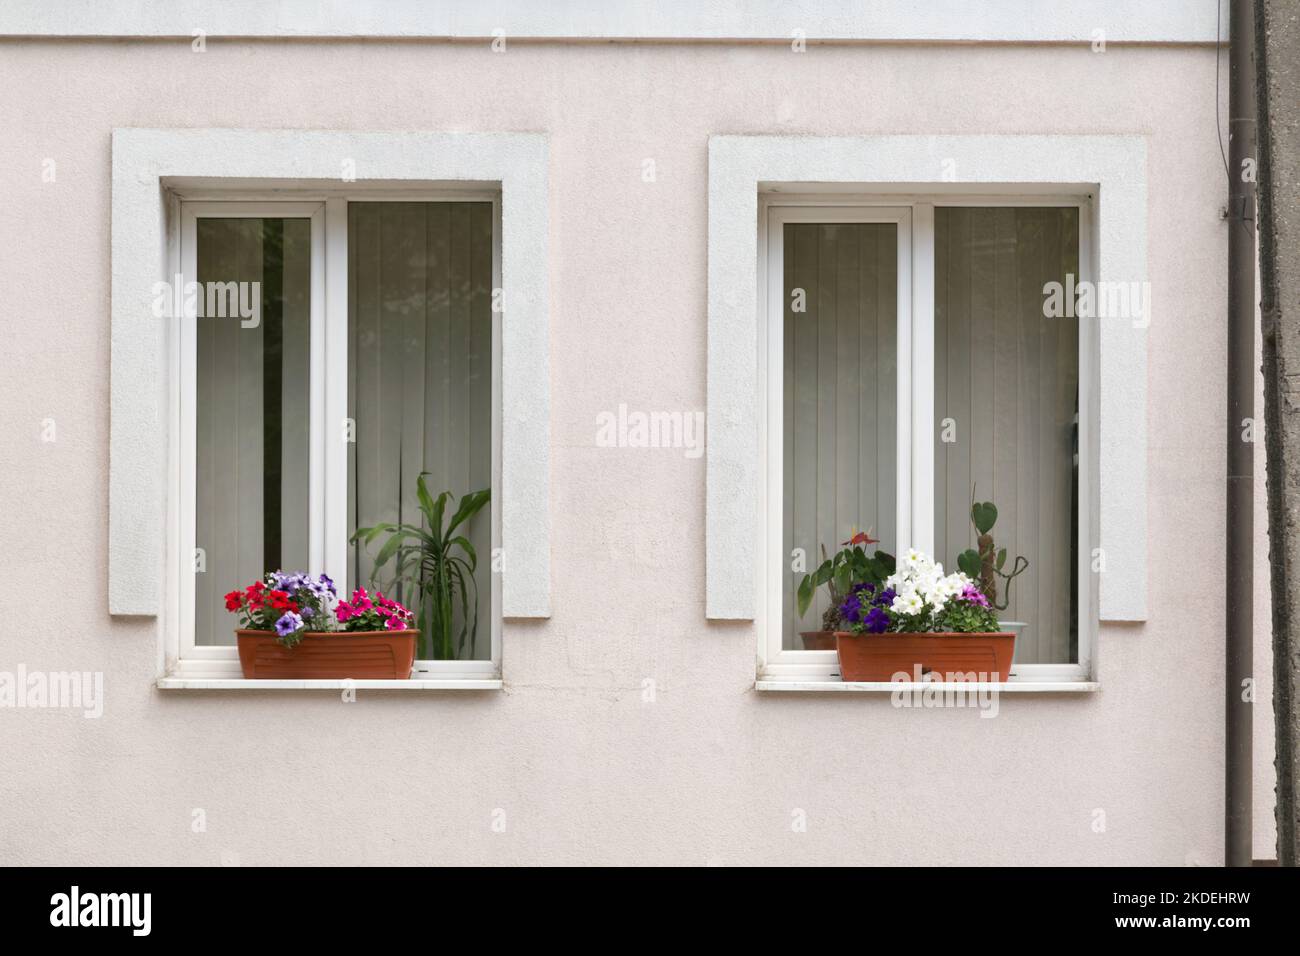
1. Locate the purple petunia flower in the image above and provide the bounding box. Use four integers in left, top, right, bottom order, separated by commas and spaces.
271, 570, 311, 595
274, 611, 304, 637
864, 607, 890, 634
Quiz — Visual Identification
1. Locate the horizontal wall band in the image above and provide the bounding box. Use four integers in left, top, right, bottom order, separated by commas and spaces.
2, 0, 1228, 43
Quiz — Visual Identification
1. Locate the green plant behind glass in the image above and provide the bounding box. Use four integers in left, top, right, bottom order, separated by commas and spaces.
955, 493, 1028, 613
797, 540, 896, 624
352, 474, 490, 660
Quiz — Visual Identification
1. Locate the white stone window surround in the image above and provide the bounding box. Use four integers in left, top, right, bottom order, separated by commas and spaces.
109, 130, 551, 676
706, 135, 1148, 639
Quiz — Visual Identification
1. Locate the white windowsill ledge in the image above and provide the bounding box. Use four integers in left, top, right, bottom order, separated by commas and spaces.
157, 677, 503, 691
756, 680, 1099, 693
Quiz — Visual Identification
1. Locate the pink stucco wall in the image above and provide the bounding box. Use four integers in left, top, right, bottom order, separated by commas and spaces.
0, 38, 1263, 864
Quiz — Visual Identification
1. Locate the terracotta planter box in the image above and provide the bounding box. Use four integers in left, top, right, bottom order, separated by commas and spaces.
236, 629, 418, 680
799, 630, 837, 651
834, 631, 1016, 682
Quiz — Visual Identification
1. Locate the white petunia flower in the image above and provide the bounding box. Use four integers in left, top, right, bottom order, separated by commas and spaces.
887, 550, 975, 621
890, 586, 917, 614
903, 548, 928, 571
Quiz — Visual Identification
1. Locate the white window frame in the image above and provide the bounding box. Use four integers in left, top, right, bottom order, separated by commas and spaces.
172, 190, 503, 681
758, 193, 1096, 684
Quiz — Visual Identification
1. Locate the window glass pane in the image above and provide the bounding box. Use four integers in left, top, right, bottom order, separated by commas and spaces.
933, 207, 1079, 664
195, 217, 312, 645
783, 222, 898, 650
347, 202, 494, 661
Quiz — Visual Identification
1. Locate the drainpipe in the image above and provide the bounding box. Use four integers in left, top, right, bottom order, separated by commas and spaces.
1226, 0, 1257, 868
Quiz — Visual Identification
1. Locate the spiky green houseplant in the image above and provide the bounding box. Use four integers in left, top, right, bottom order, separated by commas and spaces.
351, 474, 490, 660
955, 497, 1029, 612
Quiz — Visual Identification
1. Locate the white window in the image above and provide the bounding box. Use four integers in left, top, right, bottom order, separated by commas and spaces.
109, 131, 549, 691
761, 197, 1095, 683
176, 193, 502, 680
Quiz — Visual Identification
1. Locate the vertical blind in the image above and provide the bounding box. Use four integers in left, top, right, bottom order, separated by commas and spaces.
347, 202, 494, 661
194, 217, 312, 645
782, 222, 898, 649
933, 207, 1079, 664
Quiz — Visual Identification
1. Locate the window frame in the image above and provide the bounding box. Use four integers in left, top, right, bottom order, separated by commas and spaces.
170, 191, 503, 680
758, 193, 1096, 684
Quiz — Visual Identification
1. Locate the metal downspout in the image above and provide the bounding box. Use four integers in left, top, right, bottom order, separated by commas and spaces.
1226, 0, 1257, 868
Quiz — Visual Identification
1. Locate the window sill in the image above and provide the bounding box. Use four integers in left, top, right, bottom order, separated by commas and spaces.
157, 677, 503, 691
755, 679, 1099, 693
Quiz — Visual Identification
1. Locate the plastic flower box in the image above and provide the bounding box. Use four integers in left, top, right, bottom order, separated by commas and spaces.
235, 629, 417, 680
225, 571, 420, 680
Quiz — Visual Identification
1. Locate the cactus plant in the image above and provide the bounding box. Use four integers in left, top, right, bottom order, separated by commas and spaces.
955, 493, 1028, 612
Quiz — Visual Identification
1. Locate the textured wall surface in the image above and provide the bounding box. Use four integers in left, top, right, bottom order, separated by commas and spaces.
0, 38, 1259, 865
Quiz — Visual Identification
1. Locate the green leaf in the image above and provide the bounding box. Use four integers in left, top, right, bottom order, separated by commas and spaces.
972, 502, 998, 535
797, 576, 815, 617
996, 547, 1007, 570
811, 559, 833, 587
432, 490, 451, 537
415, 607, 428, 658
371, 533, 409, 572
446, 487, 491, 539
351, 521, 397, 545
957, 549, 981, 578
833, 566, 851, 597
450, 536, 477, 571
